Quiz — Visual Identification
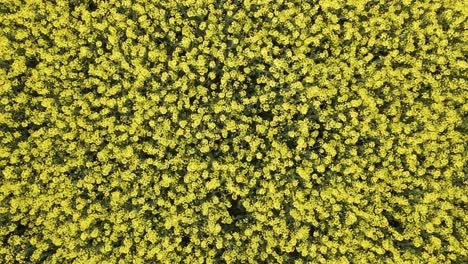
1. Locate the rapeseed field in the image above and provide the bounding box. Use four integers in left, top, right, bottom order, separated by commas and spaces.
0, 0, 466, 263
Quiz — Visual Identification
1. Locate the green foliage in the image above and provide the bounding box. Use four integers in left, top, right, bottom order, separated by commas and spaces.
0, 0, 467, 263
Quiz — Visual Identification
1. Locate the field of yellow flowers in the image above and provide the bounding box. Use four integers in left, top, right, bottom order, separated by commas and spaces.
0, 0, 466, 263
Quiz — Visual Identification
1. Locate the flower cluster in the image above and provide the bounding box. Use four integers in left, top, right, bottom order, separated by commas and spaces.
0, 0, 466, 263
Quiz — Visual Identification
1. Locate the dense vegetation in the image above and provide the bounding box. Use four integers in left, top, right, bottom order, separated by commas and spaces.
0, 0, 466, 263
